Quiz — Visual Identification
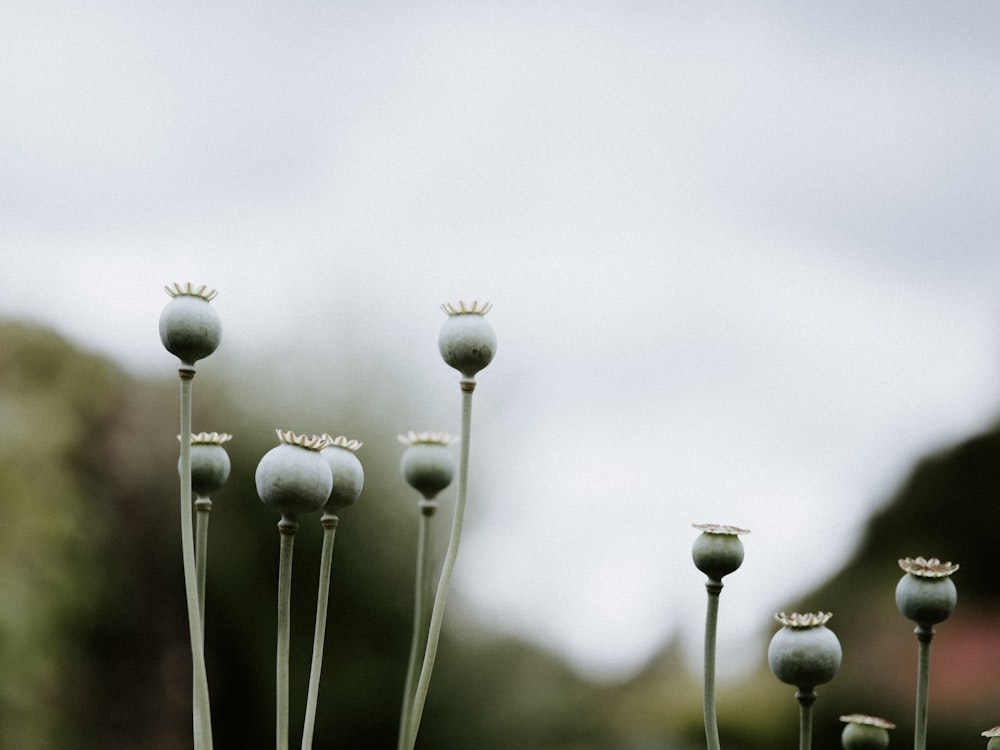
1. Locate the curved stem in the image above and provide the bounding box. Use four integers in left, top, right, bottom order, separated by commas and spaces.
195, 497, 212, 635
301, 514, 339, 750
914, 626, 934, 750
795, 689, 815, 750
398, 503, 436, 750
405, 380, 476, 749
702, 581, 723, 750
179, 370, 214, 750
277, 519, 298, 750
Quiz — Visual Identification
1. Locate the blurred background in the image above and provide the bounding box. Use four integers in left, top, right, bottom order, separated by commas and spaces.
3, 2, 1000, 748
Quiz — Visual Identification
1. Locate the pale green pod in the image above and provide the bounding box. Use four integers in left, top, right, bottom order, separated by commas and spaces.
321, 435, 364, 512
984, 727, 1000, 750
768, 612, 842, 690
256, 431, 333, 523
840, 715, 894, 750
398, 431, 456, 500
159, 283, 222, 367
183, 432, 232, 497
895, 557, 958, 628
438, 301, 496, 378
691, 524, 748, 583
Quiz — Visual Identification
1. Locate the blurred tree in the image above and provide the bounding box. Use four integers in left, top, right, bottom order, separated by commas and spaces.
0, 320, 620, 750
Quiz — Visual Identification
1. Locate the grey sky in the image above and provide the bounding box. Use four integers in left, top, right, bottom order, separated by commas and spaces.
3, 2, 1000, 678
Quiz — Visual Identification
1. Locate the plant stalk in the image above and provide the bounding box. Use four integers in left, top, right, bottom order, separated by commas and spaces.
195, 496, 212, 635
179, 369, 214, 750
795, 689, 815, 750
301, 514, 339, 750
398, 501, 437, 750
405, 379, 476, 749
277, 519, 298, 750
702, 581, 723, 750
914, 625, 934, 750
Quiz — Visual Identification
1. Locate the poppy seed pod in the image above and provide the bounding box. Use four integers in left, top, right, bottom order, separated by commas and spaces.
840, 714, 895, 750
321, 435, 364, 512
256, 430, 333, 523
439, 301, 496, 379
183, 432, 232, 497
692, 523, 748, 583
768, 612, 842, 690
895, 557, 958, 628
982, 727, 1000, 750
159, 283, 222, 367
398, 431, 457, 500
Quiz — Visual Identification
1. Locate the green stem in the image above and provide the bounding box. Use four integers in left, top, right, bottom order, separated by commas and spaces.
398, 502, 436, 750
914, 626, 934, 750
795, 689, 815, 750
405, 380, 476, 749
702, 581, 722, 750
179, 369, 214, 750
277, 519, 298, 750
195, 497, 212, 635
300, 514, 339, 750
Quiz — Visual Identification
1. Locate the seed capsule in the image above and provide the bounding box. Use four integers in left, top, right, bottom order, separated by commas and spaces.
840, 714, 894, 750
768, 612, 842, 690
398, 431, 456, 500
895, 557, 958, 628
159, 283, 222, 367
321, 435, 364, 512
982, 726, 1000, 750
438, 301, 496, 379
691, 523, 748, 583
255, 430, 333, 523
183, 432, 232, 497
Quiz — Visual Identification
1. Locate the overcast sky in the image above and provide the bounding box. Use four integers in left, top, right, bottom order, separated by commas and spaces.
3, 2, 1000, 679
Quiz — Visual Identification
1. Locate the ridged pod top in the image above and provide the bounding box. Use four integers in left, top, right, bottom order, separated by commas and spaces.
276, 429, 330, 451
899, 556, 959, 578
165, 282, 219, 301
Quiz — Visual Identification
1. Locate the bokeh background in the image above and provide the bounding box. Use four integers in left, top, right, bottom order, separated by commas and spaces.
3, 2, 1000, 748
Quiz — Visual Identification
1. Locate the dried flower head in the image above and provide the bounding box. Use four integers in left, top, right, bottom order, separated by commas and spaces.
983, 727, 1000, 737
190, 432, 233, 445
841, 715, 896, 730
276, 429, 330, 451
322, 434, 363, 451
775, 612, 834, 628
164, 282, 219, 301
899, 557, 960, 578
398, 431, 457, 446
441, 301, 493, 315
692, 523, 750, 535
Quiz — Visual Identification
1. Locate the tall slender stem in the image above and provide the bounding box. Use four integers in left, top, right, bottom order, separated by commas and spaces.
179, 369, 214, 750
398, 502, 436, 750
795, 689, 815, 750
300, 514, 339, 750
277, 519, 298, 750
702, 581, 723, 750
195, 497, 212, 635
914, 626, 934, 750
405, 380, 476, 749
